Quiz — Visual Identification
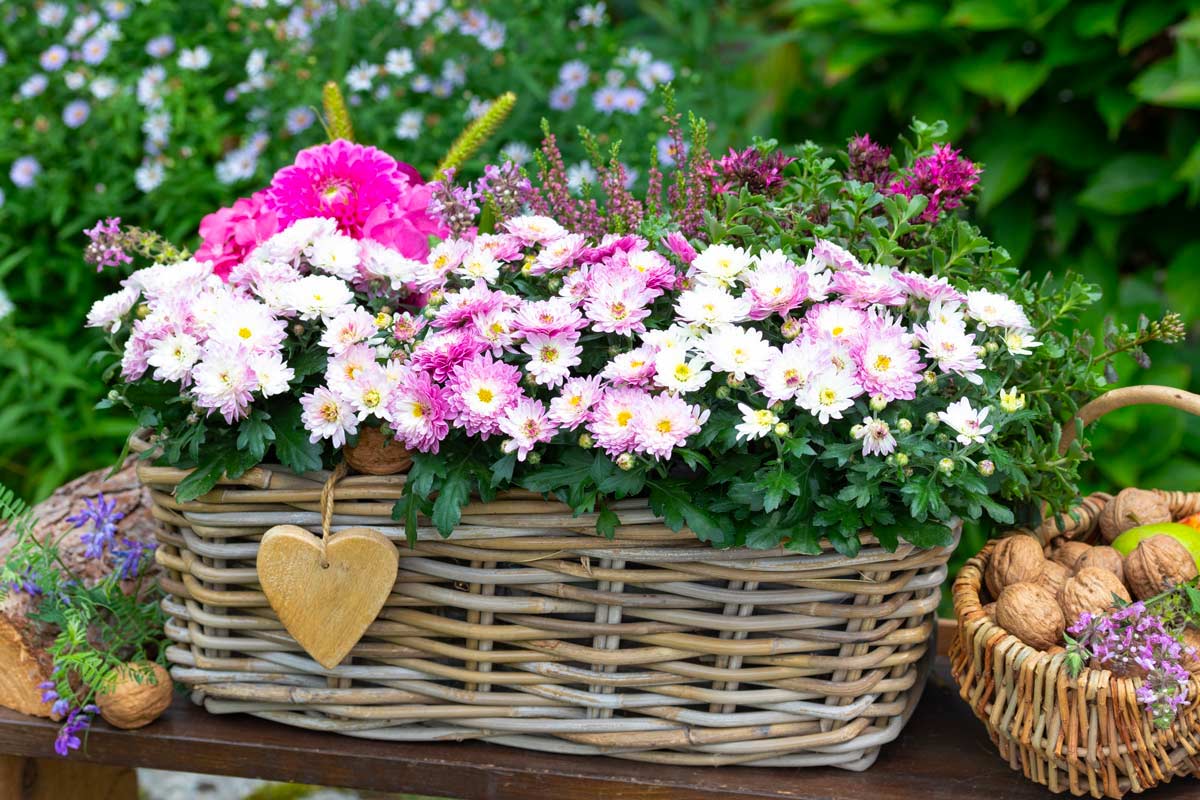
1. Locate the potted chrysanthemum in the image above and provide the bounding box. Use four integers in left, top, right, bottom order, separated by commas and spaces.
83, 95, 1181, 766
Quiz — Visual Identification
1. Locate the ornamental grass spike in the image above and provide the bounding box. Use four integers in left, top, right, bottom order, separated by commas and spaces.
322, 81, 354, 143
434, 92, 516, 181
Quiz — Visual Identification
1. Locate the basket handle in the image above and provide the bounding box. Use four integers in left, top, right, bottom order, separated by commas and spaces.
1058, 385, 1200, 456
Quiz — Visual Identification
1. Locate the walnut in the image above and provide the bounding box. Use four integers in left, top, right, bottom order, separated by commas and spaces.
1047, 540, 1092, 571
985, 535, 1046, 598
342, 425, 412, 476
1098, 488, 1171, 543
1124, 535, 1199, 600
1034, 560, 1071, 596
1074, 546, 1125, 583
1058, 567, 1131, 626
996, 582, 1065, 650
96, 663, 173, 730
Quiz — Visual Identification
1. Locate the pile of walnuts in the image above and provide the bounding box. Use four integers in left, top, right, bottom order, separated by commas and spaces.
981, 491, 1198, 652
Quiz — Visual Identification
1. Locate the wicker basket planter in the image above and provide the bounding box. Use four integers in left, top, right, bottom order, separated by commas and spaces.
949, 386, 1200, 798
133, 433, 958, 768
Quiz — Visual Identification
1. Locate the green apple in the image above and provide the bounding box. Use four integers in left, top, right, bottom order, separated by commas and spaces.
1112, 522, 1200, 569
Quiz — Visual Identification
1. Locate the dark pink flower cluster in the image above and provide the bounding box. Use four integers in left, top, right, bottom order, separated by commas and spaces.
887, 143, 981, 223
712, 147, 796, 198
846, 134, 893, 187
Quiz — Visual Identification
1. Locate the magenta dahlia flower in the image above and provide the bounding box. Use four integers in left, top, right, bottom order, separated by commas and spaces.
264, 140, 445, 258
195, 191, 279, 280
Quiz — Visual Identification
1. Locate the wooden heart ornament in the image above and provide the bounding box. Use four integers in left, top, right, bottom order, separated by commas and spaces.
256, 524, 398, 669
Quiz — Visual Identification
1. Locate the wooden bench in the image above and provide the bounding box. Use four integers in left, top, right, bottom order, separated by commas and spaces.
3, 653, 1195, 800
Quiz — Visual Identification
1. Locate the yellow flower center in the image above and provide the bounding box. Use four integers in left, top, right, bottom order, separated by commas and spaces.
477, 387, 494, 404
238, 327, 252, 339
656, 419, 673, 433
321, 402, 340, 422
539, 345, 559, 363
819, 388, 836, 405
674, 363, 692, 380
411, 402, 426, 419
831, 325, 844, 337
363, 389, 381, 408
874, 354, 892, 371
616, 410, 632, 427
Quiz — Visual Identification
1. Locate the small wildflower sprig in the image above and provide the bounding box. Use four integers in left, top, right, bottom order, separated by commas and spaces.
84, 217, 191, 273
1065, 582, 1200, 730
0, 486, 164, 757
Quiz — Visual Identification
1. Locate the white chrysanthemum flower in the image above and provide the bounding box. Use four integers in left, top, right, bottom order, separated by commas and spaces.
1003, 328, 1042, 356
675, 286, 751, 327
735, 403, 778, 442
691, 243, 751, 288
205, 299, 286, 354
999, 387, 1026, 413
319, 307, 380, 356
653, 350, 711, 394
86, 286, 139, 332
147, 333, 200, 382
938, 397, 994, 445
798, 367, 863, 424
703, 325, 773, 381
503, 215, 567, 245
306, 233, 361, 281
125, 258, 214, 300
250, 350, 294, 397
459, 249, 500, 284
966, 289, 1030, 331
253, 217, 339, 266
281, 275, 355, 320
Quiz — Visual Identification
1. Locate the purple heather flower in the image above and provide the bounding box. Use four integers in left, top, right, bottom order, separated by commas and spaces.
66, 494, 124, 559
83, 217, 133, 272
7, 567, 43, 597
713, 146, 796, 198
847, 133, 893, 187
887, 143, 981, 223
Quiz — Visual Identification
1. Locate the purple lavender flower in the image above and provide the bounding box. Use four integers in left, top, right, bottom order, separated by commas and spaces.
887, 143, 981, 223
66, 494, 124, 559
7, 567, 43, 597
53, 706, 96, 757
713, 147, 796, 198
83, 218, 133, 272
846, 133, 893, 187
111, 539, 156, 580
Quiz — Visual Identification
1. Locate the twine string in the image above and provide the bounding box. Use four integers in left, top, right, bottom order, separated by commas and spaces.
319, 460, 350, 567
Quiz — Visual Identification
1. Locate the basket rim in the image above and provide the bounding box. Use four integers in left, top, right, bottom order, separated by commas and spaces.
951, 490, 1200, 694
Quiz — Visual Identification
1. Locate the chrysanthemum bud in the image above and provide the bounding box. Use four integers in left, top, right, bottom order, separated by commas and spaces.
886, 455, 896, 465
715, 386, 732, 400
895, 452, 909, 467
978, 459, 995, 477
781, 317, 803, 340
938, 457, 955, 475
773, 422, 790, 437
374, 311, 392, 328
546, 276, 563, 293
850, 424, 865, 439
292, 323, 306, 336
925, 411, 939, 426
726, 375, 744, 389
527, 451, 542, 465
923, 370, 938, 386
985, 340, 999, 353
578, 433, 594, 448
136, 304, 150, 319
615, 453, 636, 471
897, 418, 912, 433
869, 394, 887, 412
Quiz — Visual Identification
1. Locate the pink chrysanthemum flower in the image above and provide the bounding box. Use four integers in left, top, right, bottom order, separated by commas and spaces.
851, 313, 923, 402
600, 347, 657, 387
346, 362, 393, 422
549, 375, 604, 430
192, 343, 258, 424
622, 248, 679, 292
499, 397, 557, 461
265, 140, 443, 257
502, 214, 567, 245
471, 307, 520, 353
804, 302, 867, 342
914, 312, 984, 385
326, 343, 377, 398
584, 273, 655, 336
938, 397, 994, 445
588, 387, 650, 457
745, 251, 809, 320
433, 282, 520, 330
512, 297, 587, 337
758, 340, 818, 403
388, 370, 450, 454
391, 311, 426, 343
300, 385, 358, 447
446, 353, 523, 438
895, 272, 965, 304
662, 231, 698, 265
318, 306, 379, 356
809, 239, 861, 272
409, 330, 488, 383
830, 264, 907, 308
195, 191, 279, 281
522, 332, 582, 388
531, 232, 586, 275
631, 393, 708, 460
854, 416, 897, 457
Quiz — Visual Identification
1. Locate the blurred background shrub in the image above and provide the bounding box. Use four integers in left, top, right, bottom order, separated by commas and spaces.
1, 0, 1197, 524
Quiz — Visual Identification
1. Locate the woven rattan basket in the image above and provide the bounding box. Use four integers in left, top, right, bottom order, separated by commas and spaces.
950, 385, 1200, 798
134, 433, 958, 768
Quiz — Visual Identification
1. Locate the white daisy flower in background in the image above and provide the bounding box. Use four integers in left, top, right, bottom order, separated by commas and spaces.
385, 47, 415, 77
703, 325, 773, 381
0, 286, 15, 323
1003, 328, 1042, 356
965, 289, 1031, 331
799, 367, 863, 424
178, 46, 212, 70
394, 110, 423, 140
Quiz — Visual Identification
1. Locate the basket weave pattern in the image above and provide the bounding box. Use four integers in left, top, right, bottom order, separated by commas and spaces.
136, 438, 956, 767
950, 491, 1200, 798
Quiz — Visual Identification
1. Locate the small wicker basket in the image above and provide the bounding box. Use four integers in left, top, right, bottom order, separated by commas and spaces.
135, 433, 958, 768
950, 385, 1200, 798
